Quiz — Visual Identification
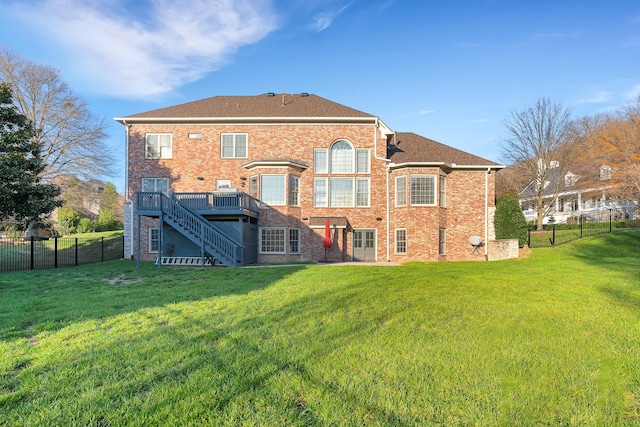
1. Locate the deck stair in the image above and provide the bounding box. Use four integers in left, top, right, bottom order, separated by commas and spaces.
158, 256, 220, 266
140, 192, 242, 267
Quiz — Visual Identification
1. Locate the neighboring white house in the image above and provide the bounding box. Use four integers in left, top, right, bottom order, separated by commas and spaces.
519, 162, 635, 224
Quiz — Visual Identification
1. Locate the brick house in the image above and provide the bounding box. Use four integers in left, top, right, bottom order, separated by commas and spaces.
116, 93, 504, 266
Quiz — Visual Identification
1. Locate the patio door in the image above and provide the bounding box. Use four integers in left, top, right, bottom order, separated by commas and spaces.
353, 229, 376, 261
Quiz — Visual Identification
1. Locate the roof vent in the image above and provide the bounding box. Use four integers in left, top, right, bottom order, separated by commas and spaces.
301, 92, 309, 97
267, 92, 275, 96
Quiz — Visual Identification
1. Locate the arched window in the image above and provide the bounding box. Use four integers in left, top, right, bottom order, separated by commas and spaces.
330, 140, 353, 173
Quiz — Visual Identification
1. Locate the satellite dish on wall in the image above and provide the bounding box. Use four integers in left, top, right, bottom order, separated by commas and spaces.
469, 236, 483, 255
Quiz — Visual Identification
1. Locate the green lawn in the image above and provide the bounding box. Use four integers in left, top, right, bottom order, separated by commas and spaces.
1, 232, 640, 426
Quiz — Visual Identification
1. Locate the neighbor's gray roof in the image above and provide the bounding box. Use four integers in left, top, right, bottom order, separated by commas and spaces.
119, 93, 376, 120
388, 132, 502, 168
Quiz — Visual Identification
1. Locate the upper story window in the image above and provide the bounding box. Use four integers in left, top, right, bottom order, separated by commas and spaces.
221, 133, 247, 158
314, 149, 328, 173
260, 175, 285, 206
356, 149, 370, 173
145, 133, 172, 159
289, 176, 300, 206
600, 165, 612, 181
330, 140, 353, 173
565, 172, 578, 186
439, 176, 446, 208
395, 176, 407, 207
410, 175, 436, 206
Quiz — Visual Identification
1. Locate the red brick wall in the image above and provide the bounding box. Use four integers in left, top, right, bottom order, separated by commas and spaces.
127, 122, 496, 264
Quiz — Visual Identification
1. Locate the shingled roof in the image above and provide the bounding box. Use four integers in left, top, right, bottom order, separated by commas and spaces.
388, 132, 502, 168
120, 93, 376, 120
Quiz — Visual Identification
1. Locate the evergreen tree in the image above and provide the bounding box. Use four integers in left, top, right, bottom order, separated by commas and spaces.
0, 82, 61, 225
494, 192, 528, 247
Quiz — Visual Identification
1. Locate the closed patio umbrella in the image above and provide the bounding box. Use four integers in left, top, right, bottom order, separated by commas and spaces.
323, 219, 332, 261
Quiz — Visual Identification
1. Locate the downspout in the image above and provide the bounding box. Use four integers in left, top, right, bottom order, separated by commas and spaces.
123, 120, 134, 260
485, 167, 490, 261
373, 118, 391, 262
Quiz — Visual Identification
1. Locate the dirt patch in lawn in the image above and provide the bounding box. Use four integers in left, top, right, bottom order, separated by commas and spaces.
103, 275, 144, 286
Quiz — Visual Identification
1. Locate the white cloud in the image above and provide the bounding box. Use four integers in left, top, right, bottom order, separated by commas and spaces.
575, 91, 616, 104
471, 118, 488, 124
7, 0, 279, 99
309, 3, 349, 32
419, 109, 435, 115
626, 84, 640, 100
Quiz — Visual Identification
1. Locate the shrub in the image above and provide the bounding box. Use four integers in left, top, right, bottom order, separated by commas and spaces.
77, 218, 93, 234
94, 219, 123, 232
494, 193, 528, 247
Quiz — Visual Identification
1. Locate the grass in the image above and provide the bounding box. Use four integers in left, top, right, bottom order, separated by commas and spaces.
1, 232, 640, 425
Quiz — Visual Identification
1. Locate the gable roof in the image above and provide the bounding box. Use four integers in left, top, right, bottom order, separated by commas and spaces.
116, 93, 376, 122
388, 132, 503, 170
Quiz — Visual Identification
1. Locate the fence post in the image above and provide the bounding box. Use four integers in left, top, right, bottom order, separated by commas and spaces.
30, 236, 35, 270
75, 238, 79, 266
55, 237, 58, 268
580, 215, 583, 238
527, 226, 531, 248
551, 225, 556, 247
609, 209, 612, 232
101, 237, 104, 262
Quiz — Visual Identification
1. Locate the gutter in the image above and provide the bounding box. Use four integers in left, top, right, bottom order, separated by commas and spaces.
372, 119, 391, 262
485, 167, 490, 261
114, 116, 379, 125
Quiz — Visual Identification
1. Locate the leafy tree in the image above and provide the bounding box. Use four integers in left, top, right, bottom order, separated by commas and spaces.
98, 183, 120, 224
0, 82, 61, 225
0, 46, 114, 182
56, 207, 80, 235
500, 97, 580, 230
588, 99, 640, 210
494, 193, 528, 247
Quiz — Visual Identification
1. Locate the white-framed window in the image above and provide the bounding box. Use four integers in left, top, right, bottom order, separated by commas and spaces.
249, 176, 258, 198
260, 227, 285, 254
439, 229, 446, 255
356, 178, 369, 207
314, 149, 328, 173
289, 176, 300, 206
221, 133, 247, 158
330, 140, 354, 173
356, 149, 370, 173
313, 177, 369, 207
330, 178, 354, 207
289, 228, 300, 254
395, 176, 407, 207
188, 133, 202, 139
142, 178, 169, 194
148, 227, 159, 253
410, 175, 436, 206
145, 133, 172, 159
216, 179, 231, 190
314, 178, 328, 207
439, 176, 446, 208
260, 175, 285, 205
395, 228, 407, 254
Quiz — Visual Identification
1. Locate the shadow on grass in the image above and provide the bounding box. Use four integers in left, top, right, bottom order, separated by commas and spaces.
561, 231, 640, 276
0, 259, 305, 341
8, 266, 418, 425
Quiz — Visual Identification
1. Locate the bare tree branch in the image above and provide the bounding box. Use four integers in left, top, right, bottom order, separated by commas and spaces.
500, 97, 580, 230
0, 46, 115, 183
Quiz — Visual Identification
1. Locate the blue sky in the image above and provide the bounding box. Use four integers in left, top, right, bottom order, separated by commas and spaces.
1, 0, 639, 192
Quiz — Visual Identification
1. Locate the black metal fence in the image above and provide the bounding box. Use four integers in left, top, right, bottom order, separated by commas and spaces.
527, 211, 640, 248
0, 235, 124, 273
